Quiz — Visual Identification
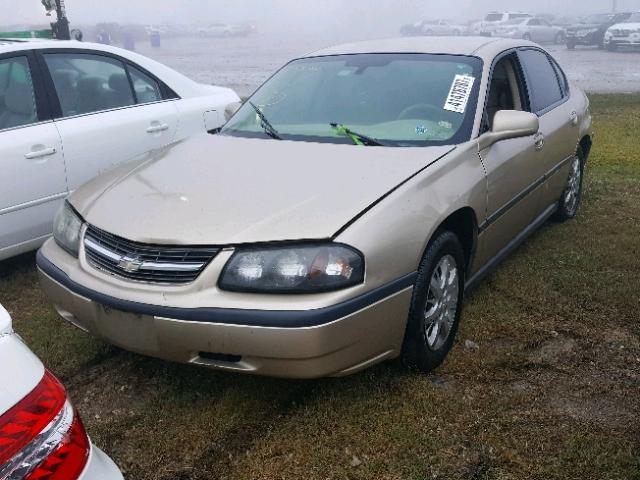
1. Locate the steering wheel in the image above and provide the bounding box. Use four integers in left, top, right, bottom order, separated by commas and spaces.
397, 104, 443, 122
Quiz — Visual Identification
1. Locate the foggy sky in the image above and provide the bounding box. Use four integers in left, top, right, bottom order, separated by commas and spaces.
4, 0, 640, 32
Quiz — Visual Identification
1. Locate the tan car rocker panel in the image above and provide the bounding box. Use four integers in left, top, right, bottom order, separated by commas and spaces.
37, 37, 593, 378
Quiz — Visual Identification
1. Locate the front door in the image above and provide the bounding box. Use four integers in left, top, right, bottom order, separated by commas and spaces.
475, 52, 546, 267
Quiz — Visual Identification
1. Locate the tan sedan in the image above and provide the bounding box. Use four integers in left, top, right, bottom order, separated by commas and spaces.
37, 37, 593, 378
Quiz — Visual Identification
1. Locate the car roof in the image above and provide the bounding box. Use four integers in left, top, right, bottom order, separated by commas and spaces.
0, 38, 69, 54
304, 36, 534, 60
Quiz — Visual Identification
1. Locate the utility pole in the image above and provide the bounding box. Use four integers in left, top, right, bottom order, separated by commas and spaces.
42, 0, 71, 39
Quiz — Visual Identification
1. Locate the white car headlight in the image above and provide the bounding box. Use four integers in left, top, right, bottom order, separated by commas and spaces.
219, 244, 364, 293
53, 202, 83, 257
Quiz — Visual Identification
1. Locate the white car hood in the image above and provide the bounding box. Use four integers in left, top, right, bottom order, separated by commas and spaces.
610, 22, 640, 31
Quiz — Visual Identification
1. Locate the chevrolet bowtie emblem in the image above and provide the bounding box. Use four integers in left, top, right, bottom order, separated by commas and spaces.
117, 255, 144, 273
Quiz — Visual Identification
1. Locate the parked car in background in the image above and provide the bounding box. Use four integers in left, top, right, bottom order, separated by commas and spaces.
197, 23, 255, 38
565, 12, 632, 49
468, 12, 532, 37
400, 19, 467, 37
0, 304, 123, 479
494, 18, 566, 44
604, 12, 640, 51
37, 37, 593, 379
0, 39, 239, 261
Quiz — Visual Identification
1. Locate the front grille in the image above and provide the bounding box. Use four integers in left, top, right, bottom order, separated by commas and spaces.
611, 29, 630, 37
84, 224, 219, 284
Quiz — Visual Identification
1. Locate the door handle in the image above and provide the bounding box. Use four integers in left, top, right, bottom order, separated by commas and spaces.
25, 147, 56, 160
146, 123, 169, 134
534, 133, 545, 151
569, 111, 578, 126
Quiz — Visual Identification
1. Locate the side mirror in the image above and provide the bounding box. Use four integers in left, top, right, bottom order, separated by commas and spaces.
478, 110, 539, 150
224, 102, 242, 122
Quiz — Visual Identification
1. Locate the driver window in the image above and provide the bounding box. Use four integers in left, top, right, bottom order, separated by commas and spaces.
484, 54, 524, 132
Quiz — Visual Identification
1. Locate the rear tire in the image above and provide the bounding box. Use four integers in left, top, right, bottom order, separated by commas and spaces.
553, 147, 585, 222
567, 41, 576, 50
606, 42, 618, 51
555, 32, 566, 45
401, 231, 465, 374
523, 33, 532, 41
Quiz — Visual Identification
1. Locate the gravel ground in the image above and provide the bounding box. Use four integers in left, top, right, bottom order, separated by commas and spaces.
132, 33, 640, 97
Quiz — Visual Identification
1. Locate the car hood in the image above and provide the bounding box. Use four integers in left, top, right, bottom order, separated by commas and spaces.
70, 134, 454, 246
610, 22, 640, 30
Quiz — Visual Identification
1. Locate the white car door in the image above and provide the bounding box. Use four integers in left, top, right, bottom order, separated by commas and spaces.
0, 53, 67, 260
40, 50, 179, 190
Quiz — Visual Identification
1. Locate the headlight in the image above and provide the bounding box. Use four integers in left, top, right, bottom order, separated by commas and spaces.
53, 202, 83, 257
219, 244, 364, 293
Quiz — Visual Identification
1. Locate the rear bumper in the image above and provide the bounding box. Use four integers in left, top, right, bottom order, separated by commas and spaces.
81, 445, 123, 480
37, 248, 413, 379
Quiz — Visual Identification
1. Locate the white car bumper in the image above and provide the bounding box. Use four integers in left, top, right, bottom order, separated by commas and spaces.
80, 445, 124, 480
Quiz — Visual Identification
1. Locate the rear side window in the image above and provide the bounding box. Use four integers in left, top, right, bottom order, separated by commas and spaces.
44, 53, 136, 117
518, 49, 563, 114
128, 65, 162, 104
0, 56, 38, 130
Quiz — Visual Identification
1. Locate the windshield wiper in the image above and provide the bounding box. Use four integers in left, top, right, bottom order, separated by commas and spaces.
249, 102, 282, 140
330, 123, 387, 147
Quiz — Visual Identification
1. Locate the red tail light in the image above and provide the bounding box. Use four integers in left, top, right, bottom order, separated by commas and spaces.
0, 370, 90, 480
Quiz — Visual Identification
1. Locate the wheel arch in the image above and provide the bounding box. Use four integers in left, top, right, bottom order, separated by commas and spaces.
428, 207, 479, 279
579, 135, 593, 161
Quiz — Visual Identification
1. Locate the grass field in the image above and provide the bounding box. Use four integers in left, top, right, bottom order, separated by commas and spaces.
1, 94, 639, 480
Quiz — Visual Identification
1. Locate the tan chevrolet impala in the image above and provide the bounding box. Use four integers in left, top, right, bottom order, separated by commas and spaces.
37, 37, 593, 378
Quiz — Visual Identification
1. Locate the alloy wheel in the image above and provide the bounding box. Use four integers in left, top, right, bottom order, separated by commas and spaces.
564, 156, 582, 215
424, 255, 459, 351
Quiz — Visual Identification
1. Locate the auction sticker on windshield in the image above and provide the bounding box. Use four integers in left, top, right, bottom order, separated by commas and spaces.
444, 74, 475, 114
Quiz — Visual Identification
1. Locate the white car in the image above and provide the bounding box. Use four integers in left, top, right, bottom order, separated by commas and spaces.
469, 12, 533, 37
604, 12, 640, 50
0, 304, 123, 479
400, 19, 467, 37
494, 18, 566, 44
0, 39, 240, 261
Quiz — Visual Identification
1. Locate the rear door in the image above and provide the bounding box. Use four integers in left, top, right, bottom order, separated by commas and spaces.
517, 48, 579, 209
0, 51, 67, 259
38, 49, 179, 190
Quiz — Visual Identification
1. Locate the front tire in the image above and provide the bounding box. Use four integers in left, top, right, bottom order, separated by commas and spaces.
401, 231, 465, 373
553, 148, 585, 222
523, 33, 532, 41
555, 32, 566, 45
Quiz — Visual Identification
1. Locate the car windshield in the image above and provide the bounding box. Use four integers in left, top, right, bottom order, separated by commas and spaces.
485, 13, 503, 21
221, 54, 483, 147
624, 13, 640, 22
503, 19, 527, 25
581, 14, 613, 24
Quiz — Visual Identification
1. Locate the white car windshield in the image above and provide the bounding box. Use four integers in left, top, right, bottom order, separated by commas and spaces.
485, 13, 503, 22
222, 53, 483, 147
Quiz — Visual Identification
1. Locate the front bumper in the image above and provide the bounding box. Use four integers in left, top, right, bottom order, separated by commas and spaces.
605, 35, 640, 47
37, 242, 413, 379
